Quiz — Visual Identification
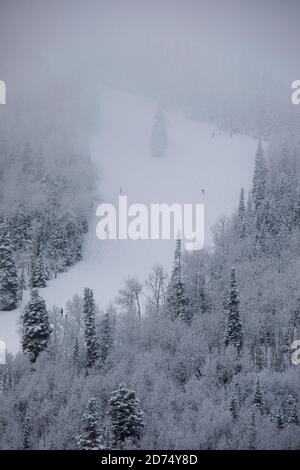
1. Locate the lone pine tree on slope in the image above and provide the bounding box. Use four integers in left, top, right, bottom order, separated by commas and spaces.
108, 383, 144, 446
0, 219, 19, 310
224, 267, 243, 352
21, 289, 51, 362
252, 139, 267, 212
166, 238, 191, 324
150, 105, 167, 158
76, 397, 104, 450
237, 187, 246, 239
83, 287, 99, 368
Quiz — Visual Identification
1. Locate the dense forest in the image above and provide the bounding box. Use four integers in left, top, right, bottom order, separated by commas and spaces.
0, 137, 97, 310
0, 130, 299, 449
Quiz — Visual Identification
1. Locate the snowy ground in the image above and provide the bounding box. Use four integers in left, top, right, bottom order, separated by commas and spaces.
0, 90, 258, 354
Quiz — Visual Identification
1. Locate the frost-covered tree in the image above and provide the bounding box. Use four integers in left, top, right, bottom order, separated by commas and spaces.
0, 219, 19, 310
286, 394, 298, 426
18, 265, 26, 301
83, 288, 99, 368
150, 106, 167, 158
293, 184, 300, 226
166, 238, 190, 324
99, 306, 114, 364
108, 384, 144, 445
237, 188, 246, 239
72, 337, 80, 369
21, 289, 51, 362
229, 392, 238, 422
276, 408, 284, 430
145, 264, 168, 315
76, 397, 104, 450
252, 139, 267, 212
224, 267, 243, 352
252, 377, 265, 414
117, 278, 142, 317
31, 254, 47, 288
249, 408, 257, 450
23, 416, 31, 449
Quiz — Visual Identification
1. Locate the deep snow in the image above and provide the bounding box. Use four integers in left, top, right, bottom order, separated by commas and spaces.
0, 90, 258, 354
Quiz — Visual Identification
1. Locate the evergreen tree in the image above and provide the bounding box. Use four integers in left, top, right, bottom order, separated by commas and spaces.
276, 408, 284, 430
286, 394, 298, 426
293, 184, 300, 227
150, 106, 167, 158
99, 307, 114, 364
18, 265, 26, 301
245, 190, 255, 237
224, 267, 243, 352
23, 416, 31, 449
31, 254, 47, 288
0, 219, 19, 310
249, 408, 256, 450
76, 397, 104, 450
108, 383, 144, 445
83, 288, 99, 368
72, 337, 80, 369
229, 392, 238, 422
237, 188, 246, 239
166, 238, 191, 324
48, 219, 66, 277
252, 139, 268, 212
21, 289, 51, 362
252, 377, 265, 414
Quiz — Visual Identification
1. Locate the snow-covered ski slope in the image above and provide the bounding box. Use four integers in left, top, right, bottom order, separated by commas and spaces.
0, 89, 258, 354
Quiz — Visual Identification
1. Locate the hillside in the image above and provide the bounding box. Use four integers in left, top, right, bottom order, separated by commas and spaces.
0, 90, 257, 354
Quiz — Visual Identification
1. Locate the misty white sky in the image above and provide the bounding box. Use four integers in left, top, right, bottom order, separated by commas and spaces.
1, 0, 299, 118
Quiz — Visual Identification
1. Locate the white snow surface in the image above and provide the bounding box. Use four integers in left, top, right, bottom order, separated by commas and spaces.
0, 90, 258, 354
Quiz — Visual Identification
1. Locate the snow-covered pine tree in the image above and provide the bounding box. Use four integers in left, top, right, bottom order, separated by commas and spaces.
150, 105, 167, 158
31, 254, 47, 288
99, 306, 114, 364
229, 392, 238, 422
249, 408, 256, 450
48, 219, 66, 277
72, 337, 80, 369
252, 139, 268, 212
293, 184, 300, 227
166, 238, 191, 324
23, 416, 31, 449
83, 287, 99, 368
276, 408, 284, 430
286, 394, 298, 426
0, 219, 19, 310
237, 188, 246, 239
19, 265, 26, 301
252, 377, 265, 414
76, 397, 104, 450
108, 383, 144, 446
21, 289, 51, 362
245, 190, 255, 238
224, 267, 243, 352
